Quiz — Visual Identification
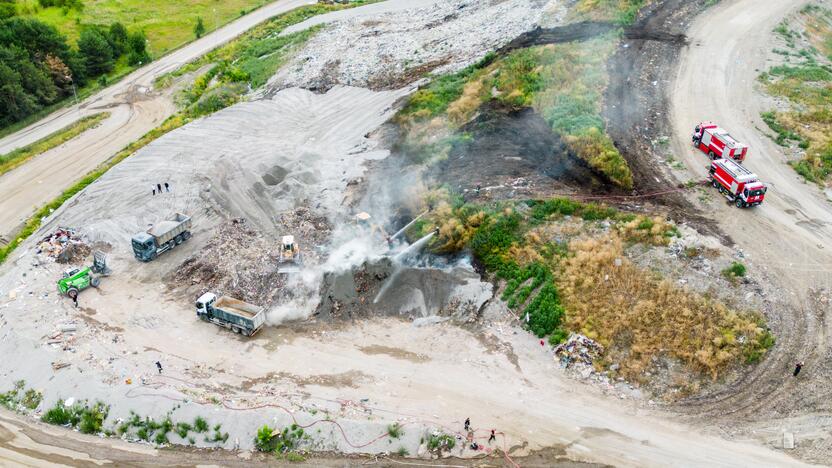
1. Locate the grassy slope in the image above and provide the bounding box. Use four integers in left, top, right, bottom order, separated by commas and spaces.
17, 0, 270, 56
414, 191, 772, 386
760, 5, 832, 184
398, 36, 633, 189
0, 112, 109, 176
571, 0, 649, 25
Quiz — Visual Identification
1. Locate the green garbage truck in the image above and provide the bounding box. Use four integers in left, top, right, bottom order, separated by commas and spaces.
132, 213, 192, 262
196, 292, 265, 336
57, 266, 100, 300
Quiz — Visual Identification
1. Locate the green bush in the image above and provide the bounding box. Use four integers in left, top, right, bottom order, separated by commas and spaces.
176, 422, 192, 438
722, 261, 747, 279
42, 400, 82, 426
426, 432, 455, 453
255, 424, 277, 452
387, 422, 403, 439
78, 401, 109, 434
194, 416, 209, 433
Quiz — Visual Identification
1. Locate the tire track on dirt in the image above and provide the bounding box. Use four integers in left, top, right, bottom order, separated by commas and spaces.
665, 0, 832, 438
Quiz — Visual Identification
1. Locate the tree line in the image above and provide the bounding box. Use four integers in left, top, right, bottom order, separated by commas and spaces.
0, 10, 150, 127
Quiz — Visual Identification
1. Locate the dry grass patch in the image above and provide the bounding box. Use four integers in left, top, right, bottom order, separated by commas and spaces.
558, 235, 774, 382
571, 0, 650, 25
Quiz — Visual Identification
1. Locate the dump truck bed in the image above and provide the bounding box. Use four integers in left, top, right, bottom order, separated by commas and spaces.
215, 296, 263, 318
147, 213, 192, 244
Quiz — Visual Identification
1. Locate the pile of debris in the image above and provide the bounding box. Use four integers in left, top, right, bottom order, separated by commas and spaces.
274, 0, 550, 91
36, 228, 90, 263
275, 207, 331, 266
554, 333, 604, 369
171, 219, 286, 306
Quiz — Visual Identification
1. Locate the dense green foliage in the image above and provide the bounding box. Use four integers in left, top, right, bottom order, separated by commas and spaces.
78, 28, 113, 76
42, 399, 109, 434
0, 17, 84, 126
0, 15, 146, 128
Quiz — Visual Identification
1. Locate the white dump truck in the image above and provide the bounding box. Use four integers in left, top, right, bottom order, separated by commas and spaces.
196, 292, 265, 336
131, 213, 192, 262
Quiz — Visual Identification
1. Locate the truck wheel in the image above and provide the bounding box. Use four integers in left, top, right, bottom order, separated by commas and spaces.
182, 231, 192, 241
736, 199, 745, 208
231, 326, 240, 334
711, 180, 718, 188
67, 288, 79, 300
708, 151, 716, 159
175, 234, 183, 245
90, 276, 100, 288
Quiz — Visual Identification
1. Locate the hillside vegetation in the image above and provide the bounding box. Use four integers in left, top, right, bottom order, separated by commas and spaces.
412, 190, 773, 387
398, 35, 633, 189
760, 5, 832, 184
571, 0, 649, 25
16, 0, 270, 56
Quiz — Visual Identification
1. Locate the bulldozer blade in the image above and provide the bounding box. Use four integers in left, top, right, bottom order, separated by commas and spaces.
277, 262, 301, 274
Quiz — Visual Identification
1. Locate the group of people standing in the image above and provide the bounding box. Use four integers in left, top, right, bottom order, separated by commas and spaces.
151, 182, 171, 196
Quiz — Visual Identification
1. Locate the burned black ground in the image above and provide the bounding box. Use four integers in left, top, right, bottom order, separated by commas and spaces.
429, 103, 608, 200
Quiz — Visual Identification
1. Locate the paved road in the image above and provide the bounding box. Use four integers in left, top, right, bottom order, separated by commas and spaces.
0, 0, 315, 239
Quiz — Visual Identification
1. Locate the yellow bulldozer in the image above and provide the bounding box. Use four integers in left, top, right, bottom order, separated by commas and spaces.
278, 235, 302, 273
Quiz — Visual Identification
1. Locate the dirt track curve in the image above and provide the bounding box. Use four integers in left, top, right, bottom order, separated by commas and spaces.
0, 0, 316, 240
669, 0, 832, 443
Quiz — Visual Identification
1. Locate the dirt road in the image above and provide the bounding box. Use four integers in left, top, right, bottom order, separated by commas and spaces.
0, 0, 315, 239
669, 0, 832, 451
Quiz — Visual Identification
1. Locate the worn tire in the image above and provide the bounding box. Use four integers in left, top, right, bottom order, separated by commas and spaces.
90, 276, 100, 288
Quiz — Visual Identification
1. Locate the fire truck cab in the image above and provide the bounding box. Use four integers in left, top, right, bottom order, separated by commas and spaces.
693, 122, 748, 162
708, 158, 766, 208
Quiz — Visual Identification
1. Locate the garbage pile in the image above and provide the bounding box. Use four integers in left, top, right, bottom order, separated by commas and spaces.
554, 333, 604, 368
36, 228, 90, 263
171, 219, 284, 306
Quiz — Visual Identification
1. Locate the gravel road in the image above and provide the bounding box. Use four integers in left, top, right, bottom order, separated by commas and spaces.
0, 0, 316, 240
669, 0, 832, 457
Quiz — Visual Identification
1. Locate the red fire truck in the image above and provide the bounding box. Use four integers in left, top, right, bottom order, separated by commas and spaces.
708, 158, 767, 208
692, 122, 748, 162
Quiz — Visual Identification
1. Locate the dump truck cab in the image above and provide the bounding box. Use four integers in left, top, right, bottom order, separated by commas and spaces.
196, 292, 217, 317
131, 232, 157, 261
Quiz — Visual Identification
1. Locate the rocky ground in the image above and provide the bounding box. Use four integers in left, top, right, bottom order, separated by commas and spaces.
273, 0, 559, 90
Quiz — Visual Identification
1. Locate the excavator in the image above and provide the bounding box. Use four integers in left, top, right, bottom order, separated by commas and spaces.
277, 235, 302, 273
